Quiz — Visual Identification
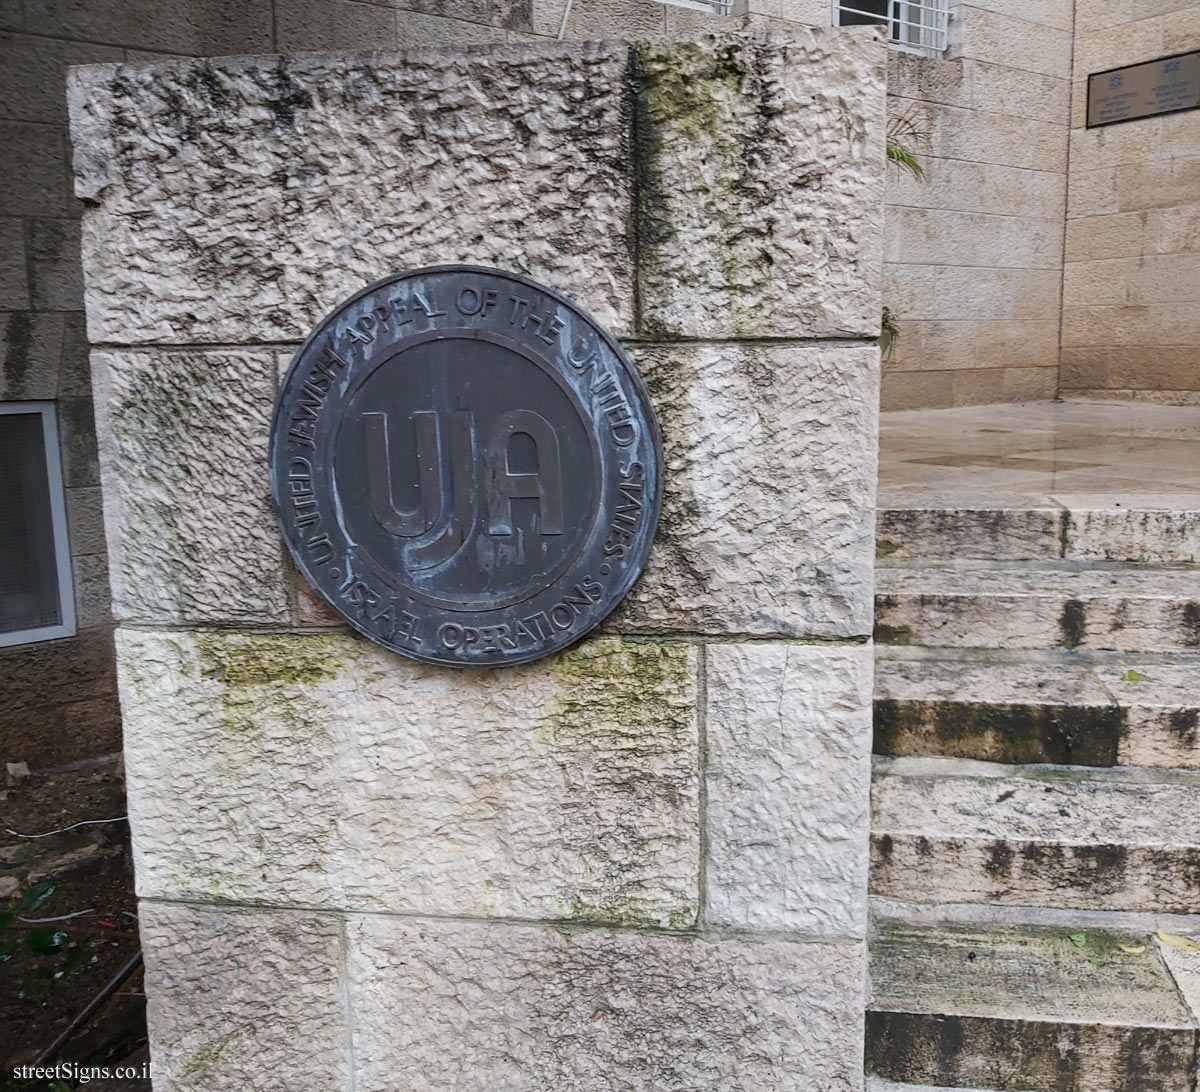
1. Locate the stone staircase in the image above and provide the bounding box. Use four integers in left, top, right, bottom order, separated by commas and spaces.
865, 496, 1200, 1092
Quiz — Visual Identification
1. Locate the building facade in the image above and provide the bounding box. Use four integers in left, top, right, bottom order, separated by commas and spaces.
2, 0, 1198, 1071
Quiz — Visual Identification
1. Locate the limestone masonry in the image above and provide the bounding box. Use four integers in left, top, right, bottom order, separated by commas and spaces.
70, 30, 883, 1090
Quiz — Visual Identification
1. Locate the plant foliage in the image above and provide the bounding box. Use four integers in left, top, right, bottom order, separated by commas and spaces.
886, 110, 927, 180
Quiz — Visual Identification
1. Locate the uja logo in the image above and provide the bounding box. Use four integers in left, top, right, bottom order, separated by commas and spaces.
362, 408, 564, 570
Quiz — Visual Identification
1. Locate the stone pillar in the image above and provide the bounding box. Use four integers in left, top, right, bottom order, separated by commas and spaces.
69, 29, 884, 1091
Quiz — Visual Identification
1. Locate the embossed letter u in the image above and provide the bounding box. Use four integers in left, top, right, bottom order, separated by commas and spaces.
364, 408, 563, 567
362, 410, 477, 569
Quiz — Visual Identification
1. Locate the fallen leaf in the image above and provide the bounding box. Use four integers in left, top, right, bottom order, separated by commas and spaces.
15, 881, 55, 914
1118, 943, 1146, 955
1069, 932, 1087, 948
1157, 931, 1200, 951
1121, 669, 1147, 682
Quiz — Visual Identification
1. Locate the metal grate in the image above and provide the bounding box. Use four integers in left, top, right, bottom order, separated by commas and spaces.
834, 0, 949, 55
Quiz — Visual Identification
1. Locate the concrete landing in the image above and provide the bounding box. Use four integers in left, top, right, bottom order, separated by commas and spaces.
879, 399, 1200, 563
881, 399, 1200, 502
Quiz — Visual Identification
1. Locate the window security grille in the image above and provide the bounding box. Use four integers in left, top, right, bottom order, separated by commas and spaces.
834, 0, 949, 56
0, 403, 75, 647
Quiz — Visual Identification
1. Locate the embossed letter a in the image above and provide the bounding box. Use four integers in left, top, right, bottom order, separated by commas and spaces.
484, 410, 563, 536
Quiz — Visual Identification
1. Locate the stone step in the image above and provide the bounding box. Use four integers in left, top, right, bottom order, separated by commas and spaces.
875, 565, 1200, 652
877, 498, 1200, 564
867, 1082, 1014, 1092
870, 757, 1200, 914
874, 649, 1200, 768
866, 917, 1199, 1092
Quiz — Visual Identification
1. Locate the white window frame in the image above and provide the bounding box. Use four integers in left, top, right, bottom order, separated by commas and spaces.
0, 402, 76, 647
832, 0, 949, 57
653, 0, 735, 15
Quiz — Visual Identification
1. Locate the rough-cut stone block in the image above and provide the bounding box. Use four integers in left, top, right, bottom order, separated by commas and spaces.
0, 120, 74, 217
533, 0, 665, 38
949, 6, 1072, 78
884, 207, 1063, 269
396, 0, 529, 30
68, 44, 636, 343
28, 217, 83, 311
66, 484, 107, 557
886, 156, 1065, 220
91, 349, 289, 625
635, 28, 885, 339
0, 219, 29, 308
967, 58, 1070, 125
139, 902, 350, 1092
0, 32, 124, 125
0, 311, 63, 398
347, 915, 866, 1092
893, 99, 1067, 174
395, 9, 507, 45
706, 642, 872, 938
615, 342, 878, 637
120, 629, 700, 927
25, 0, 274, 55
274, 0, 399, 54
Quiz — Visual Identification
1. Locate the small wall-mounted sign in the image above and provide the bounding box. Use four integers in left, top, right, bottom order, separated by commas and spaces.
269, 266, 662, 668
1087, 51, 1200, 128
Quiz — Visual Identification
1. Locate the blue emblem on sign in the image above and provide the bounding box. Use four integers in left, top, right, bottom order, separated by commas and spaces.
1110, 74, 1124, 89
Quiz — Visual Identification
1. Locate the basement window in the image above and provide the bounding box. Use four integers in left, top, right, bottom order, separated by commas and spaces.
0, 403, 76, 647
834, 0, 949, 56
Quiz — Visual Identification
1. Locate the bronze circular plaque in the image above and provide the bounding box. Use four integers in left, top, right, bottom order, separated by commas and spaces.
269, 266, 662, 667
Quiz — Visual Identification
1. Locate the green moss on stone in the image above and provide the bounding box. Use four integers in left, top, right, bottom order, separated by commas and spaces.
552, 636, 694, 746
199, 632, 340, 688
630, 36, 778, 338
178, 1027, 254, 1078
547, 636, 698, 929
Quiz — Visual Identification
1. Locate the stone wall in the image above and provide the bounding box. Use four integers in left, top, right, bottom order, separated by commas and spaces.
1061, 0, 1200, 405
70, 30, 884, 1090
495, 0, 1076, 410
879, 0, 1073, 409
0, 0, 552, 788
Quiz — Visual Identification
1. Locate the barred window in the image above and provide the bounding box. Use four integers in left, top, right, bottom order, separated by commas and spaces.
0, 403, 76, 647
834, 0, 949, 55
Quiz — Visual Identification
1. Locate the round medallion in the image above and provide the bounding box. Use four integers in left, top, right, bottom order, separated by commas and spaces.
269, 266, 662, 667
